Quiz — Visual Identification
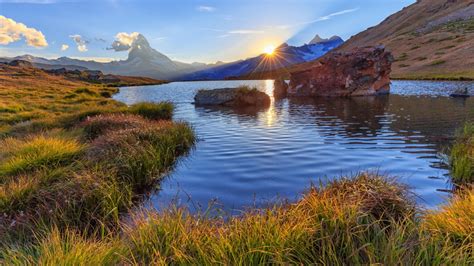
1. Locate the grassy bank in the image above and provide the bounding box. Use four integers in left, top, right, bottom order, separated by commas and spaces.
391, 71, 474, 81
1, 173, 473, 264
0, 66, 195, 247
1, 65, 473, 264
450, 123, 474, 186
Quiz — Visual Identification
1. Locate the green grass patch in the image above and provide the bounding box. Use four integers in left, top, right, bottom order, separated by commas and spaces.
0, 135, 84, 177
1, 174, 473, 265
0, 103, 26, 113
429, 60, 446, 66
396, 53, 409, 62
450, 123, 474, 186
127, 102, 174, 120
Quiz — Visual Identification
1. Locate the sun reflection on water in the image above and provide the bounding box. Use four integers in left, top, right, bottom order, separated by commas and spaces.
264, 79, 276, 127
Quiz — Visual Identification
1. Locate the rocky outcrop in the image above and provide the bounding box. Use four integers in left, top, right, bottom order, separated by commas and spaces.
288, 46, 393, 97
194, 87, 270, 107
273, 77, 288, 99
450, 88, 470, 98
8, 60, 33, 67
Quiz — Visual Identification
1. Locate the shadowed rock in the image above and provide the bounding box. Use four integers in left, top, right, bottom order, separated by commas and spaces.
450, 88, 470, 98
288, 46, 394, 97
194, 87, 270, 107
273, 77, 288, 99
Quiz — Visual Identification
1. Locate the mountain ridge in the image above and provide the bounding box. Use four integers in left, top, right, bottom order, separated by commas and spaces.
178, 37, 344, 80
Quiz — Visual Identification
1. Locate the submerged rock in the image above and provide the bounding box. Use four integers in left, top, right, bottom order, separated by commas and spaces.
273, 77, 288, 99
450, 88, 470, 98
194, 87, 270, 107
288, 46, 394, 97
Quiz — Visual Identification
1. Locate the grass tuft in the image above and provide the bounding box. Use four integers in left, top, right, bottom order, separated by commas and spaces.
0, 135, 84, 177
450, 123, 474, 185
128, 102, 174, 120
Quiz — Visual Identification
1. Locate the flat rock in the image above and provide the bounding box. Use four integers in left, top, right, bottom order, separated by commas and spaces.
194, 87, 270, 107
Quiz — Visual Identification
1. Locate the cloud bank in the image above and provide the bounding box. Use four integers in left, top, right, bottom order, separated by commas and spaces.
0, 15, 48, 47
69, 34, 88, 52
108, 32, 140, 52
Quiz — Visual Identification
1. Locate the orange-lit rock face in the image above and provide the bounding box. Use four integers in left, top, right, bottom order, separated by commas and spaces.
288, 46, 394, 97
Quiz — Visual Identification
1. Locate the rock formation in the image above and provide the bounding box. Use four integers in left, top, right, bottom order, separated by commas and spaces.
288, 46, 393, 97
194, 87, 270, 107
273, 77, 288, 99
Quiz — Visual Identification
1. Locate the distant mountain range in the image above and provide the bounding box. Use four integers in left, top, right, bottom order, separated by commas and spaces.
178, 36, 343, 80
0, 34, 221, 80
0, 34, 343, 81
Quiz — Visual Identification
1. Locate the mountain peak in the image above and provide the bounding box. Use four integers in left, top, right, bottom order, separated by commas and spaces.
309, 34, 343, 45
127, 34, 173, 65
309, 34, 325, 44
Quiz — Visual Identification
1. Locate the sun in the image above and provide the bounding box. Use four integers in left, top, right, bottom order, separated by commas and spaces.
263, 45, 276, 55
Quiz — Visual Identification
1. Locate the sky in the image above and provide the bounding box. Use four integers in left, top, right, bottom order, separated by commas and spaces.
0, 0, 415, 64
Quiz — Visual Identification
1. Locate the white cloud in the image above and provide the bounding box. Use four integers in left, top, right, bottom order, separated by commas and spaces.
69, 34, 88, 52
60, 44, 69, 51
108, 32, 141, 52
197, 5, 216, 12
0, 15, 48, 47
276, 8, 359, 29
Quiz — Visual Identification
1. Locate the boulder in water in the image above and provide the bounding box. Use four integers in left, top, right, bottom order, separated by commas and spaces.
450, 88, 470, 98
273, 77, 288, 99
288, 46, 394, 97
194, 87, 270, 107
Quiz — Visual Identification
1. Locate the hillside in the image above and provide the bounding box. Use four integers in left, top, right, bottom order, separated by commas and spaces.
339, 0, 474, 80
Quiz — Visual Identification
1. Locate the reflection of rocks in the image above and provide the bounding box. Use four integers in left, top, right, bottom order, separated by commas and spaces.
194, 87, 270, 107
288, 46, 393, 97
195, 105, 269, 118
273, 78, 288, 99
450, 88, 470, 98
287, 94, 474, 150
288, 96, 389, 136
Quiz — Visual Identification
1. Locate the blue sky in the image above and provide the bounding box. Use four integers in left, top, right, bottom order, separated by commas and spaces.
1, 0, 415, 63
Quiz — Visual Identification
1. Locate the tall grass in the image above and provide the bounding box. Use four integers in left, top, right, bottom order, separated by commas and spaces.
1, 174, 472, 265
0, 135, 84, 177
128, 102, 174, 120
450, 123, 474, 185
0, 110, 195, 241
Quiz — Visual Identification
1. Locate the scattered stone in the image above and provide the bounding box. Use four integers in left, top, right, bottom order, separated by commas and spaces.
288, 46, 394, 97
273, 77, 288, 99
194, 87, 270, 107
450, 88, 470, 98
8, 60, 33, 67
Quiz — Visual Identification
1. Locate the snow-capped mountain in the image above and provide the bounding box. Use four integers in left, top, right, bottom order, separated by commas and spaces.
179, 35, 343, 80
1, 34, 215, 80
309, 34, 343, 45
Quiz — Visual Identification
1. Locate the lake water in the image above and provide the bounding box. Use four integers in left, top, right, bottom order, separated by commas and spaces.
115, 80, 474, 211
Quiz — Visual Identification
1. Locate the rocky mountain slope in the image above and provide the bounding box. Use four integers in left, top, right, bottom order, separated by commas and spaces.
179, 36, 343, 80
339, 0, 474, 79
